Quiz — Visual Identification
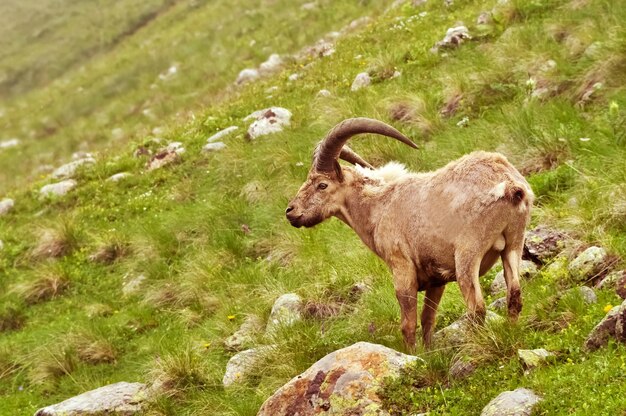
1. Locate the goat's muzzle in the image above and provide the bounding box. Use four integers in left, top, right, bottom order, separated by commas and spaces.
285, 205, 304, 228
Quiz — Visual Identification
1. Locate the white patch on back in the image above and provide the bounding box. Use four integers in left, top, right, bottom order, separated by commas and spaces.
355, 161, 408, 183
490, 181, 507, 199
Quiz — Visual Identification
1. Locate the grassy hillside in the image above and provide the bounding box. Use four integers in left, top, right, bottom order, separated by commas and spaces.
1, 0, 626, 414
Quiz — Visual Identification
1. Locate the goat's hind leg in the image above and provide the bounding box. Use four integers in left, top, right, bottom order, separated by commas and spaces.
421, 285, 445, 348
501, 235, 525, 320
455, 250, 486, 321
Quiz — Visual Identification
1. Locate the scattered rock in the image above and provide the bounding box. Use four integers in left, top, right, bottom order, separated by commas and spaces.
122, 274, 147, 297
202, 142, 227, 152
51, 157, 96, 179
259, 54, 283, 73
223, 346, 273, 387
477, 11, 492, 25
288, 73, 299, 82
317, 89, 332, 98
245, 107, 292, 139
85, 303, 113, 319
597, 270, 626, 299
481, 388, 542, 416
224, 315, 264, 351
490, 261, 538, 294
449, 358, 477, 380
432, 26, 471, 52
40, 180, 77, 198
146, 142, 185, 171
0, 138, 20, 149
35, 381, 147, 416
523, 226, 569, 264
518, 348, 553, 370
301, 2, 317, 11
351, 72, 371, 91
568, 246, 608, 281
434, 311, 503, 346
301, 39, 336, 59
0, 198, 14, 216
257, 342, 420, 416
236, 68, 260, 84
107, 172, 131, 182
567, 286, 597, 304
489, 297, 507, 311
207, 126, 238, 143
265, 293, 302, 336
584, 299, 626, 351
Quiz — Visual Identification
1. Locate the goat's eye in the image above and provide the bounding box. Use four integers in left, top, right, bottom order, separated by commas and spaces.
317, 183, 328, 190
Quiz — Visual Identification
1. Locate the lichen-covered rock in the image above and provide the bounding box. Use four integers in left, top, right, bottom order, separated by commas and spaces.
51, 157, 96, 179
266, 293, 302, 336
584, 299, 626, 351
236, 68, 260, 84
107, 172, 131, 182
490, 261, 538, 294
259, 54, 283, 73
523, 226, 568, 263
223, 346, 273, 387
597, 270, 626, 299
449, 358, 476, 380
202, 142, 226, 152
245, 107, 292, 139
566, 286, 597, 304
431, 26, 471, 52
35, 382, 147, 416
317, 89, 332, 98
224, 315, 264, 351
481, 388, 542, 416
0, 198, 14, 216
568, 246, 608, 281
207, 126, 238, 143
146, 142, 185, 171
489, 297, 507, 311
518, 348, 553, 370
40, 180, 77, 197
434, 311, 503, 346
351, 72, 371, 91
257, 342, 420, 416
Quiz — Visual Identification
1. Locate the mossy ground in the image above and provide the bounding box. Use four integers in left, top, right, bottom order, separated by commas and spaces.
1, 0, 625, 414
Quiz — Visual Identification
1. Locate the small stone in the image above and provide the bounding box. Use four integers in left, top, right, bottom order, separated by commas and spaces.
0, 138, 20, 149
584, 299, 626, 351
490, 260, 537, 294
265, 293, 302, 336
122, 274, 147, 297
317, 89, 332, 97
434, 311, 503, 346
597, 270, 626, 299
523, 226, 570, 263
0, 198, 14, 216
85, 303, 114, 318
568, 246, 608, 281
51, 157, 96, 179
207, 126, 238, 143
257, 342, 420, 415
449, 358, 476, 379
518, 348, 553, 370
489, 297, 507, 311
146, 143, 185, 170
432, 26, 471, 52
481, 388, 542, 416
301, 2, 317, 10
111, 128, 125, 140
259, 54, 283, 73
35, 382, 147, 416
202, 142, 226, 152
107, 172, 131, 182
351, 72, 371, 91
236, 68, 260, 84
568, 286, 597, 304
477, 11, 492, 25
288, 73, 299, 81
224, 315, 264, 351
40, 180, 77, 197
223, 346, 273, 387
245, 107, 292, 139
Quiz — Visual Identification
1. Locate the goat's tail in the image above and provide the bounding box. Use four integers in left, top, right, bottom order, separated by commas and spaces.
504, 181, 527, 204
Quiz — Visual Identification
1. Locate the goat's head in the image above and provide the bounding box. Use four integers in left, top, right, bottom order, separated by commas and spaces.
286, 118, 417, 228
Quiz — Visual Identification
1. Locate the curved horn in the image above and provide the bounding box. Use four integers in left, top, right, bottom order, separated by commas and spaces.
339, 146, 374, 169
314, 118, 417, 173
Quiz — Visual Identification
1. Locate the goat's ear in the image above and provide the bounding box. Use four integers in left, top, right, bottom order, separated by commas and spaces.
333, 160, 344, 182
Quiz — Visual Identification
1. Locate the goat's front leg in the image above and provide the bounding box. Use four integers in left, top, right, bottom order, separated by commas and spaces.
390, 261, 419, 350
455, 250, 486, 322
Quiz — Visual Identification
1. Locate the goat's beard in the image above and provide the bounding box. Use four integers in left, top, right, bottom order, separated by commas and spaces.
290, 214, 324, 228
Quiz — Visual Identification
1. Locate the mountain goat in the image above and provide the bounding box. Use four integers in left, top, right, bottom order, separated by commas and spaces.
286, 118, 533, 348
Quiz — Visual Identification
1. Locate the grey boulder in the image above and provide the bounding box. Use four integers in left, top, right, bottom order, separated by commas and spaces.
481, 388, 542, 416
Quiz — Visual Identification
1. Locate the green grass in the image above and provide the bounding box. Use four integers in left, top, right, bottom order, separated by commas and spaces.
1, 0, 626, 414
